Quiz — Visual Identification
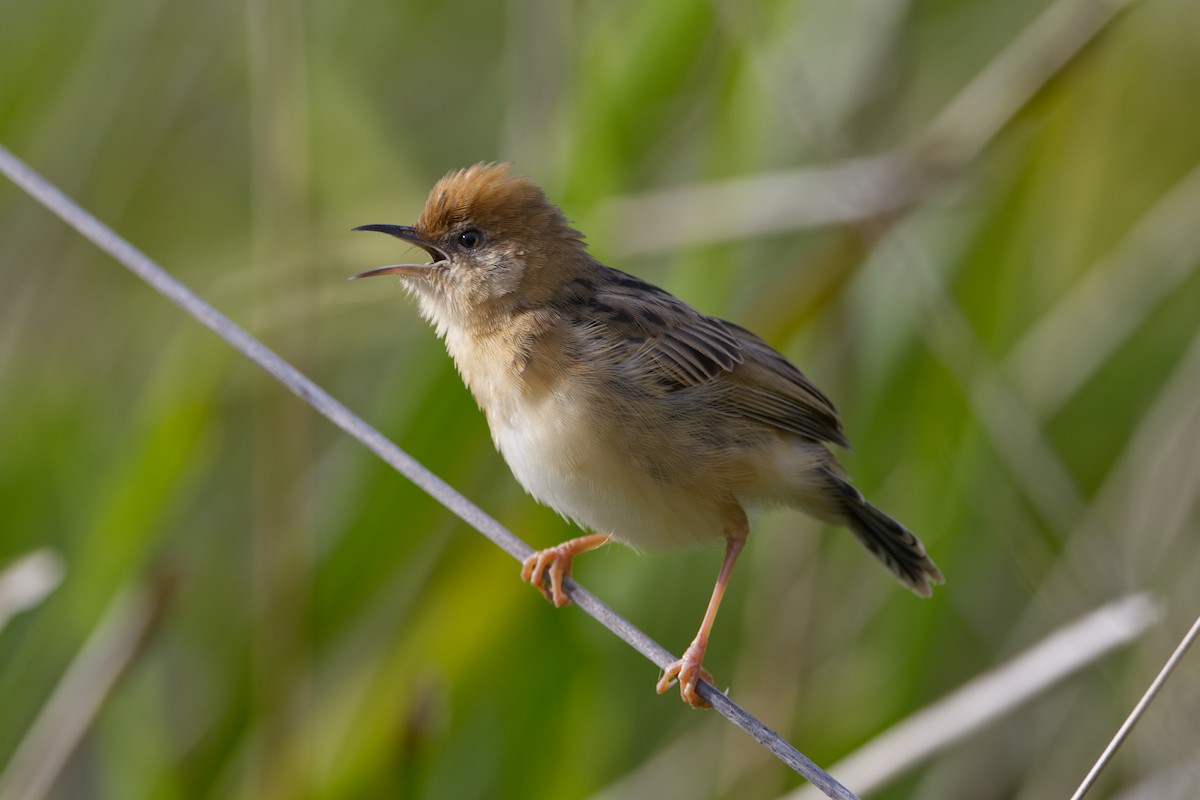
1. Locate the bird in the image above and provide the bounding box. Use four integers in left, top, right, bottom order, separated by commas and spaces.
353, 162, 943, 708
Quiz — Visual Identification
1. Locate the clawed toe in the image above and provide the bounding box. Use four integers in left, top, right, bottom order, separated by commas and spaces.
656, 644, 715, 709
520, 534, 611, 609
521, 548, 573, 607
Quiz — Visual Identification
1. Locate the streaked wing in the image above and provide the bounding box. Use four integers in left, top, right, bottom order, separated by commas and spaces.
639, 312, 744, 386
719, 321, 846, 446
580, 267, 847, 447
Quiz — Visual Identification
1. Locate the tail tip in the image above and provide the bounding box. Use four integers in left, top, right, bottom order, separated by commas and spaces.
904, 560, 945, 598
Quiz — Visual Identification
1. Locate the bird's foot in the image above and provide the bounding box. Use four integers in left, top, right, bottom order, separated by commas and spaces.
520, 533, 610, 608
656, 640, 715, 709
520, 544, 578, 608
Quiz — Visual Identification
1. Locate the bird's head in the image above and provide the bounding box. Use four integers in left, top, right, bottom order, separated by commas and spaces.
353, 163, 588, 330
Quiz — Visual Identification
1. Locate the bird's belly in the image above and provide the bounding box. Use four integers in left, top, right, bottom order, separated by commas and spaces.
491, 392, 727, 550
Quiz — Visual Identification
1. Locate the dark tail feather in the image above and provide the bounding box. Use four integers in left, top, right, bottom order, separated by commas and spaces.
823, 470, 944, 597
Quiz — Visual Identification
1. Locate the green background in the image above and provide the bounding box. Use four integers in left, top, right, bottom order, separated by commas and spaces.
2, 0, 1199, 798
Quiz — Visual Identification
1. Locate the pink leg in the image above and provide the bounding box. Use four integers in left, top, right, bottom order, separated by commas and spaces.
656, 532, 747, 708
520, 533, 611, 608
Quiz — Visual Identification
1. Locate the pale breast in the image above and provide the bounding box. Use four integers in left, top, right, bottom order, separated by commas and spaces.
489, 384, 730, 550
442, 314, 732, 550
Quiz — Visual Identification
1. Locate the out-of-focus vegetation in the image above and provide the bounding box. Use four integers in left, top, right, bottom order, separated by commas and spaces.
2, 0, 1199, 798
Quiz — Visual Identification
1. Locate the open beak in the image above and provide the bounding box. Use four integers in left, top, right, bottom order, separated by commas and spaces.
350, 224, 449, 279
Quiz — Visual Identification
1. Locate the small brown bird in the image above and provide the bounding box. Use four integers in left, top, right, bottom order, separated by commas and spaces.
354, 163, 942, 708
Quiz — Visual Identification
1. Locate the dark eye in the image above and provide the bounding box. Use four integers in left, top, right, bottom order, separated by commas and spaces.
458, 228, 483, 249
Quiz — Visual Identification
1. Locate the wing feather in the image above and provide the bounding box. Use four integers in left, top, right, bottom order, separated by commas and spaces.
568, 266, 848, 446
